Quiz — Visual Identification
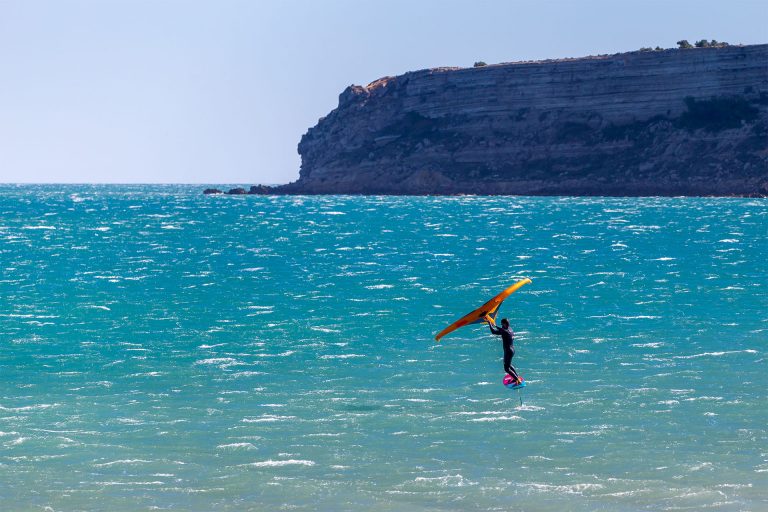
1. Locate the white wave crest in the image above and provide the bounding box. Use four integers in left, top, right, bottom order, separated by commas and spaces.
242, 415, 296, 423
319, 354, 364, 359
674, 349, 758, 359
94, 459, 153, 467
216, 443, 256, 450
469, 415, 522, 422
246, 459, 315, 467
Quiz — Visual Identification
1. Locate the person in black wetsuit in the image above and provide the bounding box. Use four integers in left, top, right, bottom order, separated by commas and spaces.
485, 316, 522, 384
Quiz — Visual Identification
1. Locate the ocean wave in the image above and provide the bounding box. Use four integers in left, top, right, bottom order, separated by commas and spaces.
517, 405, 545, 411
520, 482, 604, 494
245, 459, 315, 467
194, 357, 241, 366
413, 474, 477, 487
311, 326, 340, 333
216, 443, 257, 450
673, 350, 758, 359
0, 403, 57, 412
469, 415, 523, 422
242, 415, 296, 423
230, 371, 266, 378
255, 350, 295, 357
93, 459, 153, 467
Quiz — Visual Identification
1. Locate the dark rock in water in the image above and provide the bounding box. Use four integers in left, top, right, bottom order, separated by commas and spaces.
268, 44, 768, 197
205, 185, 278, 196
248, 185, 272, 194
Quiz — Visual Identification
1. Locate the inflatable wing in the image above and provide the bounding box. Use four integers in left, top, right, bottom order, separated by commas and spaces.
434, 278, 532, 341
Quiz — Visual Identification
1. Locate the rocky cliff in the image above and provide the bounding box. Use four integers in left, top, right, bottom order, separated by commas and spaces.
278, 44, 768, 196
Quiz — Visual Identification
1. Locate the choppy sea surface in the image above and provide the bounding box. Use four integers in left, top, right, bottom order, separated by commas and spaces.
0, 185, 766, 511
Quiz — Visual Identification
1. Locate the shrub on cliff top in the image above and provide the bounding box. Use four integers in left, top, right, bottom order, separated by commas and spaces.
473, 61, 487, 67
677, 39, 730, 49
696, 39, 729, 48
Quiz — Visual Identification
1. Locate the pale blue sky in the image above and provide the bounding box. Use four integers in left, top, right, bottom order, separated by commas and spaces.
1, 0, 766, 184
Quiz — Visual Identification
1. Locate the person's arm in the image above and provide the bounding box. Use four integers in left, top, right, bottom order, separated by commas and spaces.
485, 315, 501, 334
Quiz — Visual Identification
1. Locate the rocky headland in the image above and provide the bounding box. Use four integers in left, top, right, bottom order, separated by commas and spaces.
224, 44, 768, 196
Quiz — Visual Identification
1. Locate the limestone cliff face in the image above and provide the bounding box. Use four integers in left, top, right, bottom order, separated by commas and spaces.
280, 45, 768, 196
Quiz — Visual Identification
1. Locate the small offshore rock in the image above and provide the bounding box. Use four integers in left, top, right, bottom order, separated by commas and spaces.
203, 188, 223, 194
248, 185, 271, 194
226, 188, 248, 195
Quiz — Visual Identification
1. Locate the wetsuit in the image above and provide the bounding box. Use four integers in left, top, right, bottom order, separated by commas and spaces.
489, 323, 520, 381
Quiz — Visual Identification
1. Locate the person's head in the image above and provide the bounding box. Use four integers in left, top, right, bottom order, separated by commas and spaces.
501, 318, 510, 328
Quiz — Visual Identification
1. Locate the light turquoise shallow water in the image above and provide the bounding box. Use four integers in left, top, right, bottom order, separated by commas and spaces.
0, 185, 766, 511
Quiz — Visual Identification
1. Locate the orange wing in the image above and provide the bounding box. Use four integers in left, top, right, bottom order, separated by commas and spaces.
434, 278, 532, 341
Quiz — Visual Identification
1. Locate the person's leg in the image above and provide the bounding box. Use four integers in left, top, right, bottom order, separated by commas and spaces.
504, 353, 520, 381
507, 363, 520, 382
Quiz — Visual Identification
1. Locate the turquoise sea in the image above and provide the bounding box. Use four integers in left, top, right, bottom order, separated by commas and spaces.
1, 185, 766, 511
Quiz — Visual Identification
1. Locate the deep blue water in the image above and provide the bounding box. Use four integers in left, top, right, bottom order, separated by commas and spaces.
1, 185, 766, 511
